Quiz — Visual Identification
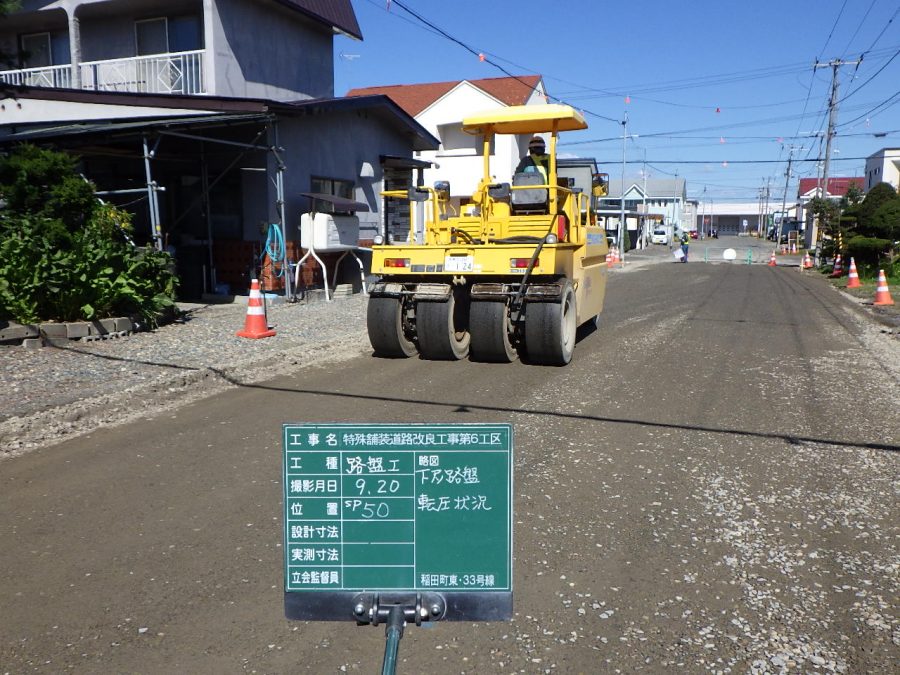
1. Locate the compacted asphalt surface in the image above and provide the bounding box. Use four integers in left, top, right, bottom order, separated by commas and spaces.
2, 243, 898, 673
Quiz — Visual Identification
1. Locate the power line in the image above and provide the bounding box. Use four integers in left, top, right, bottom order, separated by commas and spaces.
859, 5, 900, 58
598, 156, 870, 166
837, 88, 900, 128
819, 0, 850, 60
561, 95, 885, 146
387, 0, 621, 124
840, 0, 878, 58
839, 47, 900, 102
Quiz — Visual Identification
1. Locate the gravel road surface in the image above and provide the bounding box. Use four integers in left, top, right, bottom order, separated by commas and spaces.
1, 243, 897, 674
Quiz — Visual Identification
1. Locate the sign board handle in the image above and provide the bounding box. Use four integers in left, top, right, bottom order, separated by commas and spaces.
382, 605, 403, 675
350, 592, 446, 675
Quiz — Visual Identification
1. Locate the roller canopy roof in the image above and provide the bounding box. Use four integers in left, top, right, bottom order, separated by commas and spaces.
462, 104, 587, 135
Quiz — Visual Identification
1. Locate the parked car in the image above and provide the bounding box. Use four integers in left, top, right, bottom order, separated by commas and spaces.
651, 229, 668, 245
689, 230, 699, 239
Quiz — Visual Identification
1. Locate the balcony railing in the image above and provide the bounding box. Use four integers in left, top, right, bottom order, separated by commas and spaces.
0, 64, 72, 89
81, 50, 205, 95
0, 50, 205, 96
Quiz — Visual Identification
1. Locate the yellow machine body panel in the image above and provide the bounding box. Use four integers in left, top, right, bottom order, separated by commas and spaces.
368, 104, 609, 365
462, 104, 588, 135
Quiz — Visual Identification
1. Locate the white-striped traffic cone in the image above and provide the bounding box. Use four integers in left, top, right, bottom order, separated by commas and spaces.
846, 258, 860, 288
873, 269, 894, 306
829, 254, 843, 278
236, 279, 276, 338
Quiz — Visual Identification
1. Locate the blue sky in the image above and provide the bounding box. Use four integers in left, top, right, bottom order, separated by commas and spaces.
334, 0, 900, 204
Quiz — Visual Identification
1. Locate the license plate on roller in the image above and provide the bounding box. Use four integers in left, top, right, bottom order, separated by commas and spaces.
445, 255, 474, 272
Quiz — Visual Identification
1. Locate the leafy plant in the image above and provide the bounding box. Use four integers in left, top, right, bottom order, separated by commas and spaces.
0, 145, 177, 325
845, 182, 900, 265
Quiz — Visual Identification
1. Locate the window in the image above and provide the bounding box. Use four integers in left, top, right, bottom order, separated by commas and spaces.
135, 18, 168, 56
168, 16, 202, 52
21, 32, 51, 68
311, 177, 354, 213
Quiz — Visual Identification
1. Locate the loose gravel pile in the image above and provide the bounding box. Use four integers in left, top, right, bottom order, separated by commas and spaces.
0, 295, 370, 458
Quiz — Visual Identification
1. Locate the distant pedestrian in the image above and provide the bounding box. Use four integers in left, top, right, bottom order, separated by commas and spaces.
680, 231, 689, 263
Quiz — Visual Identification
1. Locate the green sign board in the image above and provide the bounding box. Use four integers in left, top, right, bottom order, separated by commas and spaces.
283, 423, 512, 601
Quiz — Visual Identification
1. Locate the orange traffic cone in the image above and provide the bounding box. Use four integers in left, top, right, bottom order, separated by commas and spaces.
801, 252, 813, 269
829, 254, 843, 278
768, 250, 777, 266
236, 279, 277, 338
846, 258, 860, 288
873, 269, 894, 306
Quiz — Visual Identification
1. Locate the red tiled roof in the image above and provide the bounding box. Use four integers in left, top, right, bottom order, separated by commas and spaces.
346, 75, 543, 117
798, 176, 864, 197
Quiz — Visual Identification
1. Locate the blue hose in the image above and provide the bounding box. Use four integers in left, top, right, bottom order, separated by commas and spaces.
262, 223, 286, 278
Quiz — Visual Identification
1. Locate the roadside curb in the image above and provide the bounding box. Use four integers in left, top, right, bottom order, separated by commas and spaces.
2, 316, 136, 348
833, 285, 900, 332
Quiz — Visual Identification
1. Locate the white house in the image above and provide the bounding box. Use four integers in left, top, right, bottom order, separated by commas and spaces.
348, 75, 548, 213
864, 148, 900, 192
601, 178, 687, 227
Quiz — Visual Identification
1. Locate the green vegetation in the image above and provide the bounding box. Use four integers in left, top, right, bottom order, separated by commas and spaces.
0, 144, 177, 325
814, 182, 899, 285
840, 183, 899, 269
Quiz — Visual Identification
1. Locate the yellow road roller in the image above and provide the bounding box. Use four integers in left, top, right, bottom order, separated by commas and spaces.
367, 104, 610, 366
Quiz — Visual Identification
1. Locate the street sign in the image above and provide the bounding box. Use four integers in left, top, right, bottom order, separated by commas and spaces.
283, 423, 513, 621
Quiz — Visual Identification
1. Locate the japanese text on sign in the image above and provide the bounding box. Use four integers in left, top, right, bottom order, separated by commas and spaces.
283, 424, 512, 593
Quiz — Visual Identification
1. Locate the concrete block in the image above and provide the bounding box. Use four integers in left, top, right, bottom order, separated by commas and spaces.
88, 319, 117, 335
22, 337, 44, 350
44, 337, 70, 348
0, 322, 39, 341
200, 293, 236, 305
305, 289, 328, 304
114, 317, 133, 333
40, 323, 67, 338
66, 322, 91, 339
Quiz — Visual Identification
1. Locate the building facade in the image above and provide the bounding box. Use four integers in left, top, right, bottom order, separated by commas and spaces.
1, 1, 440, 298
864, 148, 900, 192
1, 0, 361, 100
348, 76, 548, 213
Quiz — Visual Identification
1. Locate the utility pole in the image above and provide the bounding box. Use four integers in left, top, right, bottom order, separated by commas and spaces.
775, 147, 796, 250
640, 154, 648, 248
757, 186, 764, 238
814, 58, 860, 244
671, 171, 679, 234
702, 186, 707, 238
619, 111, 627, 261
